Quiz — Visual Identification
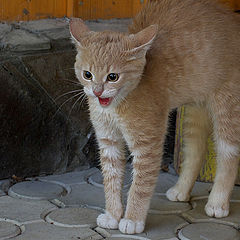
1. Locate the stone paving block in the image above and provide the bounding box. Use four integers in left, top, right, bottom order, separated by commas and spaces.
45, 207, 100, 228
150, 194, 191, 214
183, 197, 240, 228
145, 214, 187, 240
37, 168, 99, 185
178, 222, 240, 240
0, 221, 21, 239
11, 222, 102, 240
55, 183, 105, 210
2, 29, 50, 51
8, 181, 65, 200
0, 196, 57, 223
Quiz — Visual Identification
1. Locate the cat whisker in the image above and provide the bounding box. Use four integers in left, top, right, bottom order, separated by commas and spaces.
55, 89, 83, 101
79, 94, 87, 109
52, 92, 83, 120
67, 94, 85, 120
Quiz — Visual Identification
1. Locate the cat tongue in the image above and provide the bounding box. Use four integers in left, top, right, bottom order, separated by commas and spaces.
98, 97, 113, 106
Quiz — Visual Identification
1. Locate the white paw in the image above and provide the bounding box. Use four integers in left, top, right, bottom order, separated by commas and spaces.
119, 218, 145, 234
205, 202, 229, 218
97, 212, 119, 229
166, 186, 190, 202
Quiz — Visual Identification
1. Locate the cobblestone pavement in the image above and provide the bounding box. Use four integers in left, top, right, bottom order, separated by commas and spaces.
1, 166, 240, 240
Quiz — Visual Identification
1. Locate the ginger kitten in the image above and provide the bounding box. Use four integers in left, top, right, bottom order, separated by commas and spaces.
69, 0, 240, 234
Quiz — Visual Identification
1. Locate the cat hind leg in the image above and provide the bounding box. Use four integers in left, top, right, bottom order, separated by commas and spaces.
205, 93, 240, 218
167, 104, 210, 202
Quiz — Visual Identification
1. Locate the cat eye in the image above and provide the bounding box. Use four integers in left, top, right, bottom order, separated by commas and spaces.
107, 73, 119, 82
83, 71, 93, 80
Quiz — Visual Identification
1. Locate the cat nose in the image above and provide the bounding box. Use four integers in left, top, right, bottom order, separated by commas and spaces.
93, 89, 103, 97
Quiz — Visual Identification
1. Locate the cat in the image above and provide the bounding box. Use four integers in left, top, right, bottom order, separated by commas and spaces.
69, 0, 240, 234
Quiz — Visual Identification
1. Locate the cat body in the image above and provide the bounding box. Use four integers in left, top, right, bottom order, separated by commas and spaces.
70, 0, 240, 234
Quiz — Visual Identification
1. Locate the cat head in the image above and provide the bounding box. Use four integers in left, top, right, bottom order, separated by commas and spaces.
69, 18, 157, 108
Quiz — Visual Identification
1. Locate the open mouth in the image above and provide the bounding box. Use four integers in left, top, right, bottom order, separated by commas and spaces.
98, 97, 113, 107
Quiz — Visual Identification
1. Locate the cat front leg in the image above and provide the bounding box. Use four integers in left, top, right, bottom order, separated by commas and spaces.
119, 113, 168, 234
93, 119, 126, 229
119, 150, 162, 234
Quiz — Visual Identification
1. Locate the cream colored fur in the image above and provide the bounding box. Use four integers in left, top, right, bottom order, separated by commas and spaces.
69, 0, 240, 234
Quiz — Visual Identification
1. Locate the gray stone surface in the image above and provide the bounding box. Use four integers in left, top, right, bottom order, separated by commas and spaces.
0, 23, 12, 40
0, 61, 80, 179
42, 28, 70, 41
144, 214, 187, 240
0, 221, 21, 239
0, 52, 97, 179
183, 198, 240, 228
191, 182, 212, 198
178, 222, 240, 240
8, 181, 65, 200
20, 52, 98, 170
12, 222, 102, 240
46, 207, 100, 228
55, 183, 105, 210
20, 19, 68, 32
150, 195, 191, 214
2, 29, 50, 51
0, 196, 56, 223
38, 168, 99, 185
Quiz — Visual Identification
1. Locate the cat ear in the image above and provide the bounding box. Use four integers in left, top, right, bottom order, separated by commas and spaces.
69, 18, 90, 47
128, 25, 158, 54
